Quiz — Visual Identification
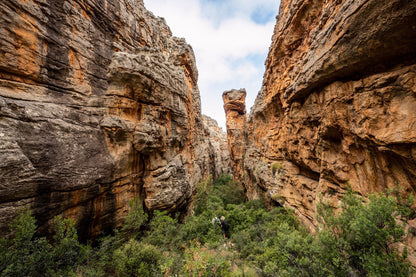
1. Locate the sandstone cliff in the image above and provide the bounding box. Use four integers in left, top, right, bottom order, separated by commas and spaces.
222, 89, 247, 182
200, 115, 231, 180
224, 0, 416, 230
0, 0, 229, 239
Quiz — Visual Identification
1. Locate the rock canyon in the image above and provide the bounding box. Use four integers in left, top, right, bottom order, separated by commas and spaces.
0, 0, 415, 258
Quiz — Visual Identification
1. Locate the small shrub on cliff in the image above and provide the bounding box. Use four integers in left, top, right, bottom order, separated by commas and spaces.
270, 193, 286, 205
270, 162, 284, 174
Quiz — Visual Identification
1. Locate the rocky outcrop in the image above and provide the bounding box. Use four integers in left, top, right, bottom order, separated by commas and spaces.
222, 89, 247, 182
0, 0, 227, 239
224, 0, 416, 230
199, 115, 231, 180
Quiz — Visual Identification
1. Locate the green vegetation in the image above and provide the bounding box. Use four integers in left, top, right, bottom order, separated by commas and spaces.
270, 162, 284, 174
113, 240, 161, 277
0, 176, 414, 276
269, 192, 286, 204
0, 208, 88, 277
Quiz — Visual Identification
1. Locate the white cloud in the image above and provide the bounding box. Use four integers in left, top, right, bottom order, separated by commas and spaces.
143, 0, 279, 129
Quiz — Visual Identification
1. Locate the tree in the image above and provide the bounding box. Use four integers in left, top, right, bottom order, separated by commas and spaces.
315, 191, 412, 276
0, 208, 90, 277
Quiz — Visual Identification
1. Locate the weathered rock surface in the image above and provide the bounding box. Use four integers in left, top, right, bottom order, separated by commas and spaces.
222, 89, 247, 182
0, 0, 229, 239
200, 115, 231, 180
224, 0, 416, 239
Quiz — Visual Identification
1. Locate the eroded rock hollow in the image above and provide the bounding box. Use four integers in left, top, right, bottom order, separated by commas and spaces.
0, 0, 229, 239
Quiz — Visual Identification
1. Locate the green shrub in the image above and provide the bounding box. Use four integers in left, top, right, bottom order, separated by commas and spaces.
229, 190, 413, 277
212, 174, 245, 207
387, 186, 416, 220
159, 250, 184, 276
0, 208, 90, 277
113, 239, 162, 277
0, 208, 52, 277
194, 175, 214, 215
182, 240, 231, 277
315, 191, 412, 276
50, 215, 89, 274
121, 197, 148, 239
230, 204, 311, 275
180, 211, 222, 245
270, 162, 284, 174
144, 210, 179, 250
2, 179, 413, 277
194, 174, 244, 216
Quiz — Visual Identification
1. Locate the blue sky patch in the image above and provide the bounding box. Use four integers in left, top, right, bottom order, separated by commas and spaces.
251, 7, 276, 24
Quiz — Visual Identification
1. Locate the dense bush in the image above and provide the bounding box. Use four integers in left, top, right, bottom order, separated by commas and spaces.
182, 240, 231, 277
113, 239, 162, 277
1, 177, 414, 276
0, 208, 89, 277
143, 210, 181, 251
313, 191, 412, 276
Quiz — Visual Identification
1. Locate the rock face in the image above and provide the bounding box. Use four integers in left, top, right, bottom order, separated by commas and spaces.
0, 0, 229, 239
200, 115, 231, 180
222, 89, 247, 182
224, 0, 416, 230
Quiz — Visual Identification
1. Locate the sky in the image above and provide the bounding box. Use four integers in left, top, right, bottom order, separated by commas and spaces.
143, 0, 280, 129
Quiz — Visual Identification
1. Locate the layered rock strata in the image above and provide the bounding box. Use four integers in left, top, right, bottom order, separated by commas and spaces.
0, 0, 229, 239
224, 0, 416, 230
222, 89, 247, 182
200, 115, 231, 180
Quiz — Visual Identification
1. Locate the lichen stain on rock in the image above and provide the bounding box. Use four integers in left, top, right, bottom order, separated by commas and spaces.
68, 48, 85, 85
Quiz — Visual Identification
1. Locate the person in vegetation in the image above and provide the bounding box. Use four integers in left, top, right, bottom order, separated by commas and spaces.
220, 216, 229, 238
212, 216, 220, 227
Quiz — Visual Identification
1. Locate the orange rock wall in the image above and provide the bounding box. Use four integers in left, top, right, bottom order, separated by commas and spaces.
200, 115, 232, 180
225, 0, 416, 229
0, 0, 229, 239
222, 89, 247, 182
